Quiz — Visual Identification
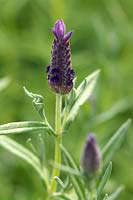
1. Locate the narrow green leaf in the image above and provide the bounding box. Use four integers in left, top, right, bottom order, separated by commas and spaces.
0, 121, 49, 135
54, 176, 65, 189
52, 162, 80, 176
60, 144, 79, 171
23, 86, 44, 101
108, 186, 124, 200
102, 119, 131, 164
67, 88, 77, 108
0, 136, 47, 186
26, 138, 38, 155
37, 134, 46, 166
24, 87, 55, 136
64, 158, 85, 200
63, 176, 71, 191
62, 88, 77, 126
63, 70, 100, 129
94, 98, 131, 124
52, 192, 73, 200
23, 86, 45, 119
61, 144, 86, 200
97, 162, 112, 198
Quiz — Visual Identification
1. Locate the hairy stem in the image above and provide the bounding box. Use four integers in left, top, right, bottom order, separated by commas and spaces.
49, 94, 62, 194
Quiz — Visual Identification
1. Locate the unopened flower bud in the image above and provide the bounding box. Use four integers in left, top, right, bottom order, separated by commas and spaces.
46, 19, 75, 94
81, 134, 101, 175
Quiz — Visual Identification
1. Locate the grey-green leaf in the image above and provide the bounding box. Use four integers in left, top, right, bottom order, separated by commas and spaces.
63, 69, 100, 129
0, 136, 48, 186
94, 98, 131, 125
61, 144, 86, 200
0, 121, 49, 135
97, 162, 112, 199
23, 87, 55, 135
102, 119, 131, 164
65, 158, 85, 200
52, 162, 80, 176
60, 144, 79, 171
54, 176, 65, 189
52, 192, 73, 200
67, 87, 77, 108
108, 186, 124, 200
23, 86, 45, 118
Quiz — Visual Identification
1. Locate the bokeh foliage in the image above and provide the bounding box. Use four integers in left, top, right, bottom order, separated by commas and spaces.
0, 0, 133, 199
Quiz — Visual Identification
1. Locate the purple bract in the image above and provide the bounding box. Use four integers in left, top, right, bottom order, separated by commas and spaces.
81, 134, 101, 175
46, 19, 75, 94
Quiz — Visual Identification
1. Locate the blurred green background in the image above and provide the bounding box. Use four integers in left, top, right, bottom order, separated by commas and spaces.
0, 0, 133, 199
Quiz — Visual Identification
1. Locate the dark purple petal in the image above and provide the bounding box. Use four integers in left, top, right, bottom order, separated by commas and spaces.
51, 67, 59, 74
46, 65, 50, 73
69, 69, 75, 79
67, 80, 73, 87
67, 60, 71, 67
50, 75, 59, 83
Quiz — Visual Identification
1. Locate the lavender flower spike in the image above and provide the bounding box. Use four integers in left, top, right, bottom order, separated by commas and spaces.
81, 134, 101, 175
46, 19, 75, 94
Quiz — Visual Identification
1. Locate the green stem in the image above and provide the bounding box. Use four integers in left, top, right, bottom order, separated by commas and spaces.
49, 94, 62, 194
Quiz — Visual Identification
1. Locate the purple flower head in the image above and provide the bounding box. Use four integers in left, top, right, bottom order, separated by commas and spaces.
52, 19, 66, 39
81, 134, 101, 175
46, 19, 75, 94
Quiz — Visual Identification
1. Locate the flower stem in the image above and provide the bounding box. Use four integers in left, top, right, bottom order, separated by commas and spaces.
49, 94, 62, 194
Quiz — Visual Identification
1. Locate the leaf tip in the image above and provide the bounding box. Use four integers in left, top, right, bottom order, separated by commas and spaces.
109, 161, 112, 169
23, 86, 33, 98
127, 118, 132, 125
23, 86, 28, 94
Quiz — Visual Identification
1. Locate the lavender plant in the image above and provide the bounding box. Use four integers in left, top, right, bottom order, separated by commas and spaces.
0, 20, 131, 200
